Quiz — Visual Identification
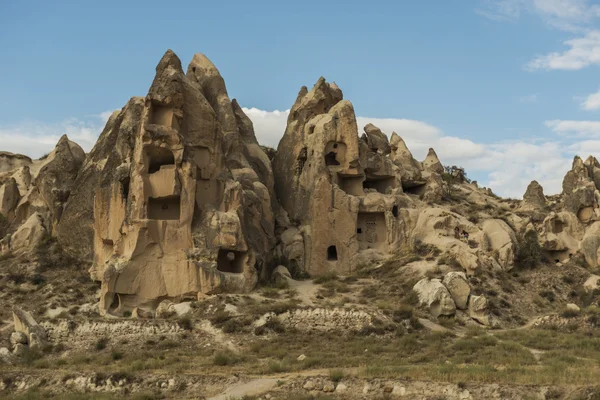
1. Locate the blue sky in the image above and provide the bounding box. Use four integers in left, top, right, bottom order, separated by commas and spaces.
3, 0, 600, 197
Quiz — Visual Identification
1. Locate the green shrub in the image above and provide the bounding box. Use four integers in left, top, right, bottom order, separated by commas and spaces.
177, 316, 193, 330
95, 337, 109, 351
516, 230, 543, 269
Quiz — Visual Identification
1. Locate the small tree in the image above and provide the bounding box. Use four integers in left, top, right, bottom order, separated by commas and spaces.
516, 230, 543, 269
441, 165, 469, 198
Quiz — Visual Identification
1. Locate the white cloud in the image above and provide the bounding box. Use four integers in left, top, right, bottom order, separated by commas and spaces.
545, 119, 600, 136
478, 0, 600, 31
526, 30, 600, 70
580, 88, 600, 110
0, 111, 116, 159
476, 0, 523, 22
520, 94, 538, 103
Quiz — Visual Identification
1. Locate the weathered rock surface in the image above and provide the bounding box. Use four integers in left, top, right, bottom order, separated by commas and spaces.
522, 180, 546, 209
57, 50, 279, 315
468, 295, 490, 326
482, 219, 517, 270
413, 278, 456, 317
442, 271, 470, 310
13, 307, 47, 349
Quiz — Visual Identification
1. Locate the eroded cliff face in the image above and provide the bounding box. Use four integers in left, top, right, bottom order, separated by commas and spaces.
5, 48, 600, 318
272, 78, 445, 277
81, 50, 277, 315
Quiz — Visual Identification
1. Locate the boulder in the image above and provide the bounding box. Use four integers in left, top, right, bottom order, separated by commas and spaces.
0, 347, 13, 364
12, 307, 47, 349
10, 212, 46, 254
566, 303, 581, 312
468, 295, 490, 326
10, 332, 27, 347
363, 123, 391, 155
272, 265, 292, 285
413, 278, 456, 317
442, 272, 470, 310
155, 300, 175, 318
482, 219, 517, 270
172, 302, 192, 317
584, 274, 600, 292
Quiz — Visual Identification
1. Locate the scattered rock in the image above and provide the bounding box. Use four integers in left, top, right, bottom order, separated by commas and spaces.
442, 272, 470, 310
413, 278, 456, 317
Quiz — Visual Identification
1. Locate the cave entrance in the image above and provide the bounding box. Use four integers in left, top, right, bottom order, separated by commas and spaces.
149, 103, 177, 129
217, 249, 246, 273
392, 205, 399, 218
147, 196, 181, 220
551, 219, 564, 234
362, 175, 396, 194
145, 145, 175, 174
338, 174, 364, 196
357, 212, 387, 250
324, 141, 347, 167
327, 245, 338, 261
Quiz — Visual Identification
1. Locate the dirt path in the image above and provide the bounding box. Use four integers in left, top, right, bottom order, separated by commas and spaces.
288, 279, 319, 307
207, 378, 280, 400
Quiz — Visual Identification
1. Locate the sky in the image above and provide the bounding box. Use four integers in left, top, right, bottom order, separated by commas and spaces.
2, 1, 600, 198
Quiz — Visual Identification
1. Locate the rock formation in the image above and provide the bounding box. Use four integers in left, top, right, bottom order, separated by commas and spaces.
522, 180, 545, 209
3, 48, 600, 319
60, 50, 278, 315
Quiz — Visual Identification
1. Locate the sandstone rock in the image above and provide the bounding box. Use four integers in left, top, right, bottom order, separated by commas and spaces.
172, 302, 192, 317
303, 380, 315, 390
155, 300, 175, 318
584, 274, 600, 292
12, 343, 27, 356
413, 278, 456, 317
389, 132, 425, 189
272, 76, 399, 276
442, 272, 470, 310
581, 221, 600, 268
566, 303, 580, 312
10, 212, 46, 254
297, 354, 306, 361
363, 123, 391, 155
13, 307, 47, 349
131, 308, 154, 319
481, 219, 517, 270
0, 177, 20, 222
61, 50, 278, 315
0, 347, 13, 364
33, 135, 85, 230
323, 382, 335, 392
0, 151, 32, 174
10, 332, 27, 347
422, 148, 444, 174
335, 383, 347, 392
468, 295, 490, 326
562, 156, 599, 220
272, 265, 292, 285
522, 180, 545, 209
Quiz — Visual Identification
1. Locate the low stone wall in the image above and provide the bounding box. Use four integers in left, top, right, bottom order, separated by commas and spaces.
41, 319, 182, 344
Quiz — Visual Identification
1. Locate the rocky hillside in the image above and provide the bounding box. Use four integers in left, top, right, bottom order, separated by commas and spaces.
1, 50, 600, 400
